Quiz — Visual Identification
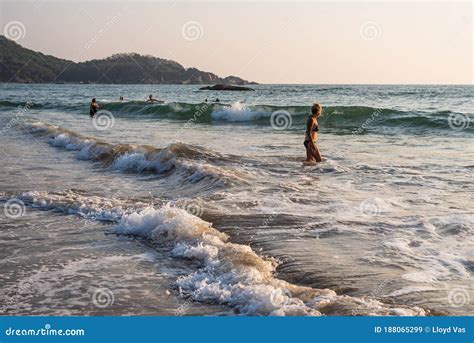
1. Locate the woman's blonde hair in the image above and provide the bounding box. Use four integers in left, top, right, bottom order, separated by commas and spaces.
311, 103, 322, 117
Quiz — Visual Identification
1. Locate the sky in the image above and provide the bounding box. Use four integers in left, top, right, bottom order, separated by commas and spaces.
0, 0, 472, 84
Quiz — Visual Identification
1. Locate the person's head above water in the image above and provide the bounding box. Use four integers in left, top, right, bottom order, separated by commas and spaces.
311, 103, 322, 117
149, 95, 153, 99
92, 98, 96, 103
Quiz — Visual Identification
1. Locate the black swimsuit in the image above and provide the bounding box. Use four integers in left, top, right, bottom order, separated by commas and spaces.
304, 115, 319, 147
90, 104, 97, 116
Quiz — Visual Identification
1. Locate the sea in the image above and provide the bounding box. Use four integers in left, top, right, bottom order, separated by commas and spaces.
0, 84, 472, 316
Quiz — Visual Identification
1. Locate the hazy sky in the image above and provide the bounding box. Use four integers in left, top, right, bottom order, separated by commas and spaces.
1, 0, 472, 84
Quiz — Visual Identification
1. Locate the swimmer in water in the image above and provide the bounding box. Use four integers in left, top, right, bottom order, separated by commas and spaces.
147, 94, 159, 103
304, 103, 322, 163
89, 98, 100, 117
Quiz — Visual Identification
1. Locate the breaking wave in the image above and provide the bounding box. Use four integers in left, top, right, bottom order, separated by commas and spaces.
4, 98, 471, 134
97, 101, 473, 134
1, 190, 428, 316
22, 121, 247, 186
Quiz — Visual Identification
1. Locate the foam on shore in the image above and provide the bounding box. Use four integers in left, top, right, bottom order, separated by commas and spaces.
4, 190, 427, 316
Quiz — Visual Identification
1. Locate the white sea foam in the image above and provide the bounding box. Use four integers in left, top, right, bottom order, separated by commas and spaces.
388, 286, 439, 297
114, 206, 429, 315
24, 121, 243, 185
377, 217, 473, 285
111, 152, 175, 173
5, 190, 427, 316
15, 191, 132, 221
212, 102, 269, 122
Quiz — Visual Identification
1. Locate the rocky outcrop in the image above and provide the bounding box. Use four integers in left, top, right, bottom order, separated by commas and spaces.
199, 84, 255, 91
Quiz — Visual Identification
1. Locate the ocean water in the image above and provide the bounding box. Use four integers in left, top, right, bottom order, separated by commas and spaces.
0, 84, 472, 316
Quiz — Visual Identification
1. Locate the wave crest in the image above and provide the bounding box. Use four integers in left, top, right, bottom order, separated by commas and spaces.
23, 121, 246, 186
97, 101, 473, 134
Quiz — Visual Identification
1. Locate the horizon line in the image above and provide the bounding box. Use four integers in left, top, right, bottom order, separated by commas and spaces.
1, 82, 473, 86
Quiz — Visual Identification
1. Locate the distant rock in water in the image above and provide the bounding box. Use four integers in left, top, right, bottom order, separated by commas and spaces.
0, 36, 255, 85
199, 84, 255, 91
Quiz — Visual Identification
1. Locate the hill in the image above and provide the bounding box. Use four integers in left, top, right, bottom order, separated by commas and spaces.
0, 36, 254, 85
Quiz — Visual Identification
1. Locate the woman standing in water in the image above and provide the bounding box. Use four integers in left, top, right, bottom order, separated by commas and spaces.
304, 103, 322, 163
